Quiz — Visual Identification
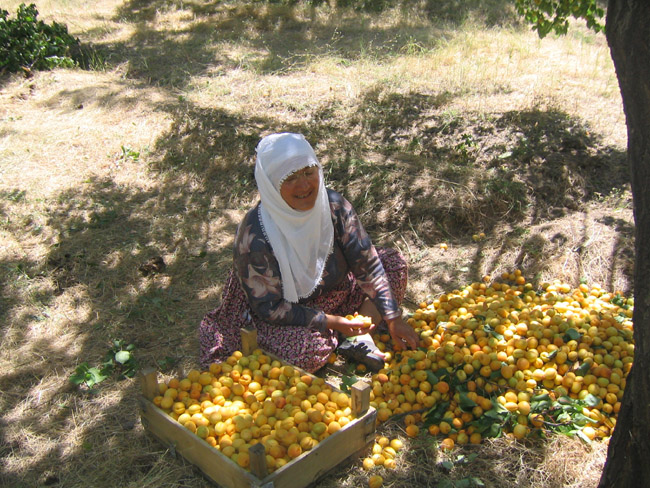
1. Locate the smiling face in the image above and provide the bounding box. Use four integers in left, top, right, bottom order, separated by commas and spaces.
280, 165, 320, 211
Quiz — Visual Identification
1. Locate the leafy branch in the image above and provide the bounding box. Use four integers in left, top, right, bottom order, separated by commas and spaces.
70, 340, 138, 391
514, 0, 605, 38
0, 3, 81, 73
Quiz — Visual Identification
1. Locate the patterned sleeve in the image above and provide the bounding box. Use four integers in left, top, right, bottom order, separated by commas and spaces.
329, 190, 401, 320
233, 207, 328, 332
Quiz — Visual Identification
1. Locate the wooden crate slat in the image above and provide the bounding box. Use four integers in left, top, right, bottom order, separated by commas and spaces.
138, 338, 378, 488
140, 394, 376, 488
140, 397, 262, 488
263, 408, 377, 488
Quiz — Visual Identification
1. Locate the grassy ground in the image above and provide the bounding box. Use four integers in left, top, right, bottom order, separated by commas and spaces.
0, 1, 631, 487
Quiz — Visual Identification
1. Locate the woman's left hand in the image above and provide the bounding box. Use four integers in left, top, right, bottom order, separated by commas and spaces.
385, 316, 419, 351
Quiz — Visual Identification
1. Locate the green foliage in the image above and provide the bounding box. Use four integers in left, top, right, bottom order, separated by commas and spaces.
437, 453, 484, 488
0, 3, 80, 73
69, 363, 109, 389
420, 351, 608, 444
70, 340, 138, 390
453, 133, 479, 163
451, 392, 602, 443
156, 356, 181, 372
439, 475, 485, 488
339, 372, 363, 393
118, 146, 141, 164
440, 452, 479, 472
514, 0, 605, 38
102, 339, 138, 378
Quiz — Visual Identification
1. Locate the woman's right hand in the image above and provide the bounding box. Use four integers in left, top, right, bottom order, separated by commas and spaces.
385, 316, 419, 351
325, 314, 376, 337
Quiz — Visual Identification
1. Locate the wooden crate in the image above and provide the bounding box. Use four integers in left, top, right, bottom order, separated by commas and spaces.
139, 329, 377, 488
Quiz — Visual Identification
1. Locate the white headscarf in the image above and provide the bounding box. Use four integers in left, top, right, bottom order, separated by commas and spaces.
254, 133, 334, 303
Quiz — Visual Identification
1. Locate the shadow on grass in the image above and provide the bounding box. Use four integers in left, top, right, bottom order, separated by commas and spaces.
0, 170, 243, 486
0, 83, 632, 486
0, 2, 631, 487
77, 0, 525, 87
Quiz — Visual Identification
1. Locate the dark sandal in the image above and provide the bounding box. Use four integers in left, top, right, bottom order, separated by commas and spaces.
337, 334, 385, 372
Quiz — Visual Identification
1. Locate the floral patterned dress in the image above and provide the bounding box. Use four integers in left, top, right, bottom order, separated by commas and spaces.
198, 189, 407, 372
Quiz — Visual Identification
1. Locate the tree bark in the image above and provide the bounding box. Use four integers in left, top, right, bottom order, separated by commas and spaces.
599, 1, 650, 487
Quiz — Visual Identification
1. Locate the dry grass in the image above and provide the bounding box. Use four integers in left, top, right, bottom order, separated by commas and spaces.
0, 1, 631, 487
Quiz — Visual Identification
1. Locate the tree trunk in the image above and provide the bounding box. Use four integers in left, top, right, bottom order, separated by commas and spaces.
599, 1, 650, 487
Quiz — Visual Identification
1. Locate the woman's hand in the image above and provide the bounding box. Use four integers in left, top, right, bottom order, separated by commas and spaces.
325, 314, 376, 337
385, 316, 419, 351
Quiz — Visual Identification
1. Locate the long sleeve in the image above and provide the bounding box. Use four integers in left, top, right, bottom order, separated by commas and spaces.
328, 190, 401, 320
233, 206, 327, 331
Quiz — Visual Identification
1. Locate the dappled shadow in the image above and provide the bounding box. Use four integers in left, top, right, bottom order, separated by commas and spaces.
140, 83, 631, 295
149, 106, 263, 193
0, 169, 241, 485
318, 92, 629, 238
422, 0, 524, 27
598, 215, 635, 292
1, 84, 632, 487
492, 109, 629, 219
82, 0, 524, 87
0, 1, 633, 486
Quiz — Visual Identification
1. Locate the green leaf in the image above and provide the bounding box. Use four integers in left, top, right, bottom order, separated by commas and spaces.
564, 328, 582, 341
576, 430, 592, 444
435, 368, 452, 383
88, 367, 108, 384
584, 394, 600, 407
69, 364, 91, 385
339, 374, 361, 393
114, 350, 131, 364
492, 398, 510, 413
490, 369, 503, 381
122, 363, 138, 378
482, 409, 503, 421
426, 369, 439, 385
531, 393, 552, 412
440, 460, 454, 471
575, 362, 591, 377
459, 392, 478, 411
99, 363, 114, 377
483, 422, 503, 438
69, 373, 87, 385
484, 324, 504, 340
156, 356, 179, 370
576, 413, 597, 425
424, 401, 450, 425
